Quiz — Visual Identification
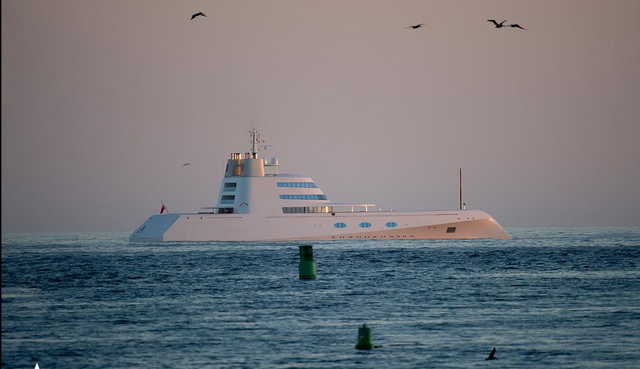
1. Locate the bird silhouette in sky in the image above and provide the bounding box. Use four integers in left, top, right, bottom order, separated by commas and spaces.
488, 20, 508, 28
191, 12, 206, 20
485, 347, 497, 361
488, 20, 526, 30
183, 163, 192, 167
405, 23, 426, 29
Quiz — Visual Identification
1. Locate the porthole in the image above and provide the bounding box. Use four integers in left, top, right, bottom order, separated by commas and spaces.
385, 222, 398, 228
359, 222, 372, 228
334, 222, 347, 228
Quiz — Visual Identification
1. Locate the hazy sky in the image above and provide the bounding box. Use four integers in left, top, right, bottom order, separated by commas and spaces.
2, 0, 640, 233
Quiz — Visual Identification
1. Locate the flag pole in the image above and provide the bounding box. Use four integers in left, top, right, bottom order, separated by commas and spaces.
459, 168, 463, 211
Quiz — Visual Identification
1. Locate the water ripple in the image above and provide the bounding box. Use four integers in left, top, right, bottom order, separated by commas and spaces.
2, 228, 640, 368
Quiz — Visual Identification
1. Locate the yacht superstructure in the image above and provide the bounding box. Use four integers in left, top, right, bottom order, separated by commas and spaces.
130, 130, 510, 242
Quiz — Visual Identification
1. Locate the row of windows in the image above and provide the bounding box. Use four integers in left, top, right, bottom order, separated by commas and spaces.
334, 222, 398, 229
282, 206, 332, 213
220, 195, 235, 204
277, 182, 317, 188
280, 194, 328, 200
223, 183, 237, 192
279, 210, 404, 230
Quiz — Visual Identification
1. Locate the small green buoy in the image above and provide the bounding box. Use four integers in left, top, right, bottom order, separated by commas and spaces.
355, 324, 373, 350
298, 245, 316, 280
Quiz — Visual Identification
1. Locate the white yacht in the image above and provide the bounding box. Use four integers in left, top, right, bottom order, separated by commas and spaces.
130, 129, 510, 242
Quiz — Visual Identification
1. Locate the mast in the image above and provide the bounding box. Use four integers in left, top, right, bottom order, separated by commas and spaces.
249, 128, 272, 159
251, 128, 258, 158
460, 168, 463, 210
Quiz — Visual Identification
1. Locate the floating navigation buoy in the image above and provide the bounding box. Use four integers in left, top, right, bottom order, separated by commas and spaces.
355, 324, 373, 350
298, 245, 316, 280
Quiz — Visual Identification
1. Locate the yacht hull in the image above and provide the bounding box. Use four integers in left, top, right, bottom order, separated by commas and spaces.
129, 210, 510, 242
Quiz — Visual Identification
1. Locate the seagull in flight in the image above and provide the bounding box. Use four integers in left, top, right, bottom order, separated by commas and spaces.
488, 20, 526, 30
183, 163, 192, 167
487, 20, 508, 28
405, 23, 426, 30
191, 12, 206, 20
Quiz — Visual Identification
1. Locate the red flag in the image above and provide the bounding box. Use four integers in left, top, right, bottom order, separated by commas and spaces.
160, 202, 166, 214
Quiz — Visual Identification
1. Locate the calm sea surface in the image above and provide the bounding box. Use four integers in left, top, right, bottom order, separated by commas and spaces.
2, 228, 640, 368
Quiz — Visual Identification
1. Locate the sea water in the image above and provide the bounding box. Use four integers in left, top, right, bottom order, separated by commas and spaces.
2, 228, 640, 368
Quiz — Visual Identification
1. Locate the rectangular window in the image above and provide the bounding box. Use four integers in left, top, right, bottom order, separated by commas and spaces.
446, 227, 457, 233
279, 194, 327, 200
277, 182, 318, 188
282, 206, 335, 213
221, 195, 235, 204
223, 183, 237, 192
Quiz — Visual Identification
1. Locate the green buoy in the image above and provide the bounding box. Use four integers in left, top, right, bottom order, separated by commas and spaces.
355, 324, 373, 350
298, 245, 316, 280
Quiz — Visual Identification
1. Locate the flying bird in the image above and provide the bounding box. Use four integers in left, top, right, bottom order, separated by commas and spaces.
485, 347, 497, 361
487, 20, 508, 28
488, 20, 526, 30
405, 23, 426, 29
183, 163, 192, 167
191, 12, 206, 20
508, 24, 527, 30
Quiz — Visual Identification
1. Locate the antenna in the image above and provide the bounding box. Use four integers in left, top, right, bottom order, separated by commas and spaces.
250, 128, 257, 157
249, 128, 273, 158
460, 168, 463, 210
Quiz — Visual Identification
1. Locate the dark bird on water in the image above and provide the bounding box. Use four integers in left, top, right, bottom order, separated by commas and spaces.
405, 23, 426, 29
191, 12, 206, 20
183, 163, 192, 167
485, 347, 497, 361
488, 20, 526, 30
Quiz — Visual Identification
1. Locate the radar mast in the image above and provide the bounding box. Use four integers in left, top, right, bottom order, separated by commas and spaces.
249, 128, 272, 158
